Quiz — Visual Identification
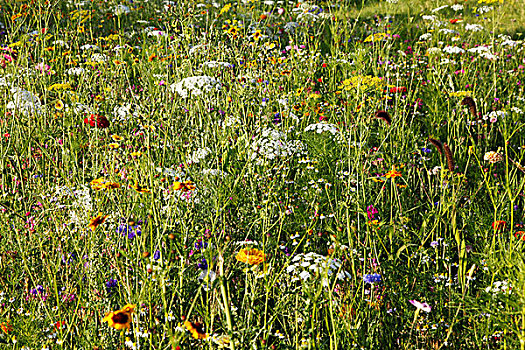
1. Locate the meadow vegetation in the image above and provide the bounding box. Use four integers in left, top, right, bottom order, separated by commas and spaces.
1, 0, 525, 348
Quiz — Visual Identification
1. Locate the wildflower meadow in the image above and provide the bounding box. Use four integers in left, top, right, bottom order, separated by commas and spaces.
1, 0, 525, 348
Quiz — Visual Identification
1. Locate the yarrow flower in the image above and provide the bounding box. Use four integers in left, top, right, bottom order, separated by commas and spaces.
484, 151, 503, 164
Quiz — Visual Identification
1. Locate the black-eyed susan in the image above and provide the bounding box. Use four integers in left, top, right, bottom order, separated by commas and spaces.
252, 30, 263, 41
102, 304, 135, 330
184, 321, 208, 339
87, 213, 108, 231
235, 248, 265, 265
130, 181, 151, 194
111, 134, 124, 141
54, 99, 64, 110
108, 143, 120, 150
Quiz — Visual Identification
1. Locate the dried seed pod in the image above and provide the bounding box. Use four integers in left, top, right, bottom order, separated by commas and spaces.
443, 143, 455, 172
461, 97, 477, 118
428, 138, 444, 155
374, 110, 392, 126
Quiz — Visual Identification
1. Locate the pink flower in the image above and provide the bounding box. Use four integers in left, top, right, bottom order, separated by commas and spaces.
409, 300, 431, 312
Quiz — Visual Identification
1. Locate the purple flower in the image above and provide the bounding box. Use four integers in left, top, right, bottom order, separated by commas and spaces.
363, 273, 381, 284
409, 300, 431, 312
367, 205, 379, 220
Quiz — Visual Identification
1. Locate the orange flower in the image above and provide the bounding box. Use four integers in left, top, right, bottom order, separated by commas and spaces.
384, 166, 402, 179
0, 321, 13, 334
87, 213, 108, 231
236, 248, 265, 265
173, 181, 196, 192
102, 304, 135, 330
130, 181, 151, 194
184, 321, 208, 339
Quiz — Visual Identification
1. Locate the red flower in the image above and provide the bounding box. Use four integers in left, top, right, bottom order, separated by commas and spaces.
84, 114, 110, 129
492, 220, 507, 231
449, 19, 461, 24
514, 231, 525, 241
389, 86, 407, 94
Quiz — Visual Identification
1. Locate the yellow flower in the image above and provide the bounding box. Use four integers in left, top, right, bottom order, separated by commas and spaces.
111, 134, 124, 141
54, 100, 64, 110
102, 304, 135, 330
108, 143, 120, 150
384, 166, 402, 179
184, 321, 208, 339
90, 178, 120, 191
173, 181, 196, 192
130, 181, 151, 194
87, 213, 108, 231
236, 248, 265, 265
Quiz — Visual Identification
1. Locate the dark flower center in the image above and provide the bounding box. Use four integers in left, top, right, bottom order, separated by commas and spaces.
112, 312, 129, 324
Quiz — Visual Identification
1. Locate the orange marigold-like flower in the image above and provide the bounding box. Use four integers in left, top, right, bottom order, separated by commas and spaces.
236, 248, 266, 265
173, 181, 196, 192
102, 304, 135, 330
87, 213, 108, 231
384, 166, 402, 179
184, 321, 208, 339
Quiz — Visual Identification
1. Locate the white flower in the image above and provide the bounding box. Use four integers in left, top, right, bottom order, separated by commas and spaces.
304, 123, 339, 135
451, 4, 463, 11
419, 33, 432, 41
114, 4, 131, 15
187, 147, 212, 164
7, 88, 42, 115
66, 67, 85, 75
409, 300, 431, 312
443, 46, 465, 54
465, 23, 484, 32
170, 76, 221, 99
299, 270, 311, 280
201, 61, 233, 69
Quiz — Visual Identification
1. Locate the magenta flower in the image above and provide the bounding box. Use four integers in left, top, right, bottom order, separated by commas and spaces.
409, 300, 431, 312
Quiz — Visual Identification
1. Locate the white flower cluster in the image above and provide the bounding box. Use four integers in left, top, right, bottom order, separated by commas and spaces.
170, 76, 222, 99
66, 67, 85, 76
443, 46, 465, 54
485, 280, 512, 296
201, 61, 234, 69
464, 24, 484, 32
221, 115, 241, 127
419, 33, 432, 41
6, 88, 42, 115
286, 252, 351, 287
304, 123, 339, 135
187, 147, 212, 165
451, 4, 463, 11
250, 128, 306, 162
91, 53, 108, 62
113, 103, 141, 121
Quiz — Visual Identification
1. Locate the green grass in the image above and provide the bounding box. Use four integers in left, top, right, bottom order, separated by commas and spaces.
1, 0, 525, 349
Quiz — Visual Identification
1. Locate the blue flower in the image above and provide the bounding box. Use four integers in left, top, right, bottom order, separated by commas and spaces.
363, 273, 381, 284
153, 250, 160, 261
